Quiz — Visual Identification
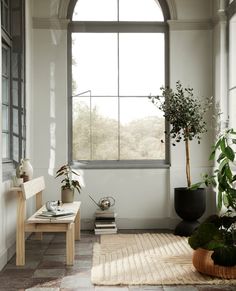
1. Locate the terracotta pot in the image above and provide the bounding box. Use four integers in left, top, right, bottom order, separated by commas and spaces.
192, 248, 236, 279
61, 188, 74, 203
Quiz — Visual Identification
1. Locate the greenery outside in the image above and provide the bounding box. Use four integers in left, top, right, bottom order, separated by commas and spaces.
72, 101, 165, 161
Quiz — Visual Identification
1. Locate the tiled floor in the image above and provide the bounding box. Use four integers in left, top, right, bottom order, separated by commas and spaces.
0, 231, 235, 291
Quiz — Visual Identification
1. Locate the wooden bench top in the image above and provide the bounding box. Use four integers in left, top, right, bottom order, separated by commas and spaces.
27, 201, 81, 224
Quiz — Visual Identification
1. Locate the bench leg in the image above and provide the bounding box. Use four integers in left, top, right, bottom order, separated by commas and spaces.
16, 230, 25, 266
66, 223, 75, 265
33, 232, 43, 240
75, 208, 81, 240
16, 192, 25, 266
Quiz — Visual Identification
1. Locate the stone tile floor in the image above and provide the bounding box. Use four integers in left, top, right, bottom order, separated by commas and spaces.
0, 231, 235, 291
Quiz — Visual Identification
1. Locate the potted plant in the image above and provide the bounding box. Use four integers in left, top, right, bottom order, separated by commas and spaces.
188, 129, 236, 278
149, 81, 214, 236
55, 164, 82, 203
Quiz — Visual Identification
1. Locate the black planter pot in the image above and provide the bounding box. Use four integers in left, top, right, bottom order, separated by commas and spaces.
174, 187, 206, 237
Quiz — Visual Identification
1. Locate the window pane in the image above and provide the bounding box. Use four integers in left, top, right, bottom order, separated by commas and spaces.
12, 53, 18, 78
72, 96, 119, 161
2, 47, 8, 75
13, 108, 19, 134
73, 97, 91, 160
119, 0, 164, 21
120, 97, 165, 160
13, 80, 18, 106
13, 135, 19, 161
72, 33, 118, 96
119, 33, 165, 96
91, 97, 118, 160
2, 77, 9, 103
73, 0, 117, 21
2, 133, 9, 159
2, 104, 9, 131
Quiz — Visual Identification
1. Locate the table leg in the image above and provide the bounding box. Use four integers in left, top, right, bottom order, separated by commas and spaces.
66, 223, 75, 265
75, 208, 81, 240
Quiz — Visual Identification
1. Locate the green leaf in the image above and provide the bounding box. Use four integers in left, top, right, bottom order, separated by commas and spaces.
223, 194, 229, 208
209, 150, 216, 160
211, 246, 236, 267
229, 188, 236, 198
217, 152, 225, 163
220, 138, 226, 152
189, 182, 202, 190
206, 241, 224, 250
225, 164, 232, 180
188, 222, 219, 250
224, 146, 235, 161
218, 159, 228, 172
218, 191, 222, 211
215, 138, 222, 147
55, 172, 64, 178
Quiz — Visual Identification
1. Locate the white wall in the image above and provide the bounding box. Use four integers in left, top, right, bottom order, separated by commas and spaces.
30, 0, 216, 230
0, 0, 225, 270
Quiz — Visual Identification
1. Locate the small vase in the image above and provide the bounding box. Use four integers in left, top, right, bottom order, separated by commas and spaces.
21, 159, 33, 181
61, 188, 74, 203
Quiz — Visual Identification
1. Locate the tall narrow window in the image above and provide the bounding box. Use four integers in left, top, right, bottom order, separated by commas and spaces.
1, 0, 25, 179
68, 0, 169, 167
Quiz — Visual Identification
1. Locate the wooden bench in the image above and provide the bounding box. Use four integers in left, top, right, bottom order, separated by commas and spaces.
12, 176, 81, 266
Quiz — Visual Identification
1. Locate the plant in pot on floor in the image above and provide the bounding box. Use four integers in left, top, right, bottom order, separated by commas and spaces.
149, 81, 214, 236
188, 128, 236, 278
56, 164, 82, 203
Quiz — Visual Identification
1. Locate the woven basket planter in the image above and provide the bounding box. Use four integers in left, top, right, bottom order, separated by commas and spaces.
192, 248, 236, 279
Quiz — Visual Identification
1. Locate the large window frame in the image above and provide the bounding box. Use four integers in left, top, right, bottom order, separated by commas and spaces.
67, 0, 170, 169
1, 0, 26, 180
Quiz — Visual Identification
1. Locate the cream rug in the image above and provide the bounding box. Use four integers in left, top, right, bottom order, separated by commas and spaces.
91, 233, 236, 285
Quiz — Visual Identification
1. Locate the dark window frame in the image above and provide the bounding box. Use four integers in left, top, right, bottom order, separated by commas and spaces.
1, 0, 26, 180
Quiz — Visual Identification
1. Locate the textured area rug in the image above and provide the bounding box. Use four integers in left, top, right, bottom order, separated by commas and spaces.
91, 233, 236, 285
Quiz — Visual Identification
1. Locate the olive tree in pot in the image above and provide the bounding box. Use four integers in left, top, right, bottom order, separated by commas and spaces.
188, 129, 236, 278
56, 164, 82, 203
149, 81, 214, 236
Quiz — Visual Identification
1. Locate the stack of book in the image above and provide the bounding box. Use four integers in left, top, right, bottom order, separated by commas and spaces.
94, 209, 117, 235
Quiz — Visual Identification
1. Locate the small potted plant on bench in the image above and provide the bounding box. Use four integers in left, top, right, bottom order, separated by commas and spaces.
56, 164, 82, 203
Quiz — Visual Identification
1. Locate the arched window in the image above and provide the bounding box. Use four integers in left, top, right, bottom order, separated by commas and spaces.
68, 0, 170, 168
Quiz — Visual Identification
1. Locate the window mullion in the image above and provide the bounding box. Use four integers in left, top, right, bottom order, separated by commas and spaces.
117, 32, 120, 161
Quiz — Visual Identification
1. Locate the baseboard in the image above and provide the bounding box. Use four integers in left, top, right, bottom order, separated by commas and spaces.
81, 218, 179, 231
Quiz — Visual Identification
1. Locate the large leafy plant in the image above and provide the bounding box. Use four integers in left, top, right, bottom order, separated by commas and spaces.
189, 129, 236, 267
55, 164, 81, 193
149, 81, 213, 188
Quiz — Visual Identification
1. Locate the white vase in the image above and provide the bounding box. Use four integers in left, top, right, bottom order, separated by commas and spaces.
21, 159, 33, 181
